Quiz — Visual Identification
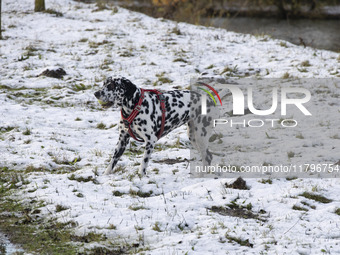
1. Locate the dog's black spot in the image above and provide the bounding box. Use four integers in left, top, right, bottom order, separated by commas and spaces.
202, 127, 207, 136
124, 79, 137, 100
202, 116, 210, 127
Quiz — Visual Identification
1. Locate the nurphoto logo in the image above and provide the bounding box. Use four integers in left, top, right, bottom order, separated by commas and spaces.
197, 80, 312, 128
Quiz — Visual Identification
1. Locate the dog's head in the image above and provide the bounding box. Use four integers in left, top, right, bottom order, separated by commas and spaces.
94, 77, 137, 108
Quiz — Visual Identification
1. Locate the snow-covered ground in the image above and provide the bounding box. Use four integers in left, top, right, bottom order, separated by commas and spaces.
0, 0, 339, 254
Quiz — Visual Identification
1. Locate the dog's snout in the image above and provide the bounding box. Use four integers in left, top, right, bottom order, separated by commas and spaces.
94, 91, 100, 99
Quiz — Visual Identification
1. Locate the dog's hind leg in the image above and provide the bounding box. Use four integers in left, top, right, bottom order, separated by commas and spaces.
188, 117, 213, 168
105, 124, 130, 175
139, 137, 157, 176
187, 120, 198, 150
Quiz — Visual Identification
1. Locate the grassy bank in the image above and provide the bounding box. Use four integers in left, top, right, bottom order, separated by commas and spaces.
0, 167, 124, 255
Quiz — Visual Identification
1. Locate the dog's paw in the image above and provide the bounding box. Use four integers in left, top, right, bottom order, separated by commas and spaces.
138, 167, 146, 176
104, 165, 113, 175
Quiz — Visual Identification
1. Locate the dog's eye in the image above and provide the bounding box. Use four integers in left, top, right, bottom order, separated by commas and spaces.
106, 83, 114, 90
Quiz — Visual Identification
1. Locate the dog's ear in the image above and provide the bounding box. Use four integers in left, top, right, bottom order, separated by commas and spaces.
104, 76, 113, 87
123, 79, 137, 100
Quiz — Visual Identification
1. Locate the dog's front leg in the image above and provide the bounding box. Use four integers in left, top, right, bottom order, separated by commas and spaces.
139, 138, 157, 176
105, 125, 130, 175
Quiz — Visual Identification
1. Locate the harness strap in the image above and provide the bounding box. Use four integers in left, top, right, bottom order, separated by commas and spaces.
121, 88, 166, 142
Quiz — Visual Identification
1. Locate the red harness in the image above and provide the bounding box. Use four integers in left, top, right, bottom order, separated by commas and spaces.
121, 89, 166, 142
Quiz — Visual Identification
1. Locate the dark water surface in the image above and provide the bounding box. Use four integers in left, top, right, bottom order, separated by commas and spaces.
204, 17, 340, 51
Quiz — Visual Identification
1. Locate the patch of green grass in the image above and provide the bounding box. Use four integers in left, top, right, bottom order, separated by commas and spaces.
129, 189, 153, 198
0, 168, 81, 254
279, 41, 287, 47
0, 213, 78, 254
300, 192, 332, 204
330, 134, 340, 139
134, 225, 144, 232
52, 155, 81, 166
23, 63, 33, 71
297, 67, 308, 73
301, 60, 311, 67
25, 165, 46, 173
282, 72, 290, 79
108, 124, 117, 129
0, 243, 5, 254
210, 203, 265, 221
68, 174, 99, 184
84, 245, 127, 254
72, 83, 91, 91
88, 40, 110, 48
92, 1, 109, 12
0, 168, 28, 195
96, 122, 106, 129
22, 127, 31, 136
301, 201, 316, 209
79, 38, 88, 43
286, 176, 298, 181
24, 45, 39, 57
173, 57, 188, 63
119, 51, 134, 57
287, 151, 295, 159
292, 205, 308, 211
100, 58, 114, 70
153, 72, 172, 86
259, 179, 272, 184
172, 169, 179, 175
112, 165, 126, 174
112, 190, 124, 197
71, 232, 106, 243
170, 26, 182, 35
0, 85, 24, 91
0, 126, 16, 137
335, 208, 340, 215
152, 221, 162, 232
128, 204, 147, 211
220, 65, 239, 76
44, 8, 63, 17
76, 192, 84, 198
56, 204, 69, 213
226, 200, 252, 211
154, 77, 172, 86
225, 234, 253, 247
107, 224, 117, 230
152, 168, 159, 174
296, 133, 304, 139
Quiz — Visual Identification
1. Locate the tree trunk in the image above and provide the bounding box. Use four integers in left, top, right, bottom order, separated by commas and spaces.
0, 0, 2, 39
35, 0, 45, 12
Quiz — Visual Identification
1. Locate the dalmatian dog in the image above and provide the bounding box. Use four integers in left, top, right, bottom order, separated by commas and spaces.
94, 77, 213, 176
